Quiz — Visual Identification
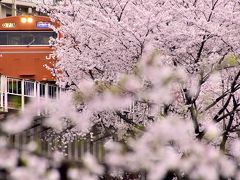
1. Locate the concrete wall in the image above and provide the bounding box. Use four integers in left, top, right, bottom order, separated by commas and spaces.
0, 4, 9, 18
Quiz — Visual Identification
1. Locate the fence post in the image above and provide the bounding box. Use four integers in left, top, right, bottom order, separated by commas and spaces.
4, 76, 8, 112
36, 82, 40, 115
0, 75, 3, 111
21, 79, 25, 111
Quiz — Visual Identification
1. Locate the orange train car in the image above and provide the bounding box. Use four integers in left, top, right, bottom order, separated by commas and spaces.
0, 16, 57, 82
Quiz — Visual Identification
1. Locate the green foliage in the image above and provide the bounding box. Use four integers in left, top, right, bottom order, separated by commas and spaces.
8, 95, 21, 109
225, 54, 239, 66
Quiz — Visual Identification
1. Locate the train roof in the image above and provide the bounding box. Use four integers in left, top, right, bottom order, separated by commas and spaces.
0, 16, 56, 31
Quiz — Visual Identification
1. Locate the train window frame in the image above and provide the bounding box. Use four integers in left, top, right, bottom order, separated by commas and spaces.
0, 31, 57, 46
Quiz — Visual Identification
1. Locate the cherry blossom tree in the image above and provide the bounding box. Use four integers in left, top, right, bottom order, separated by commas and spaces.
0, 0, 239, 179
40, 0, 240, 148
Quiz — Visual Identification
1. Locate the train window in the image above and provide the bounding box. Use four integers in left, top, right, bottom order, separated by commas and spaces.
0, 33, 7, 45
8, 32, 22, 45
22, 33, 35, 45
0, 31, 57, 46
33, 32, 56, 45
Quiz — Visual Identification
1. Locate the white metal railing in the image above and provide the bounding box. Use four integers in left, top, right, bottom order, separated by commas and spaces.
1, 75, 150, 162
0, 75, 60, 112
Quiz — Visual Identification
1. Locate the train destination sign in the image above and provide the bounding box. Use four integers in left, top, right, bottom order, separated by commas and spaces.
2, 23, 16, 28
36, 22, 51, 28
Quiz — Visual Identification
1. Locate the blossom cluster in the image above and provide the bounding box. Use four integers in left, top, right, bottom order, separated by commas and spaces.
0, 0, 239, 179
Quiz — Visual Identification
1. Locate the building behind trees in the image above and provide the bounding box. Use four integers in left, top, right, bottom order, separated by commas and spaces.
0, 0, 45, 18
